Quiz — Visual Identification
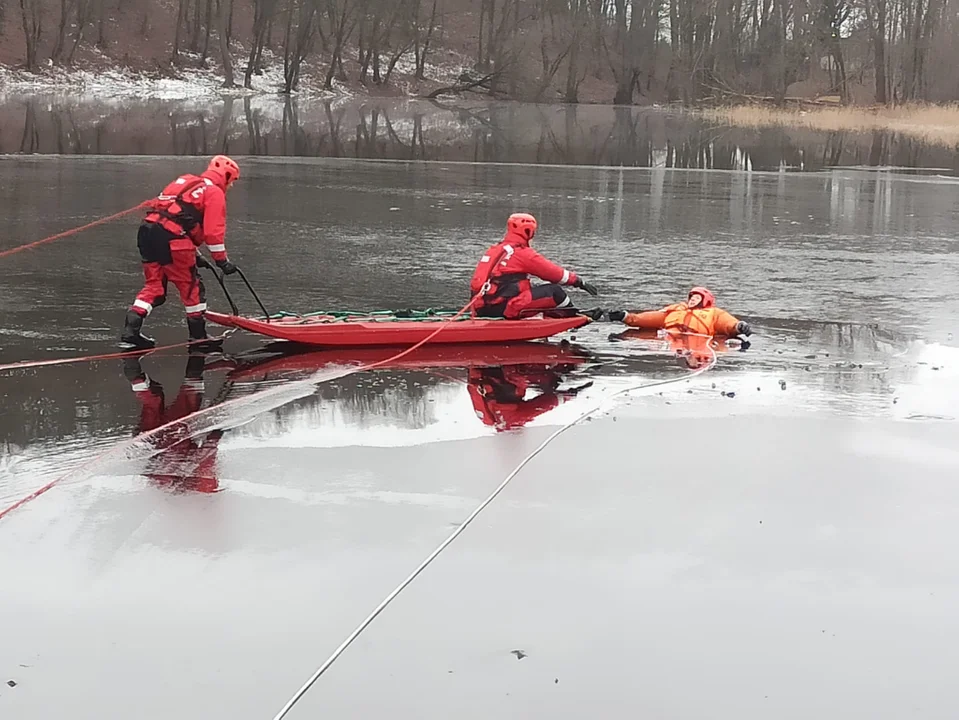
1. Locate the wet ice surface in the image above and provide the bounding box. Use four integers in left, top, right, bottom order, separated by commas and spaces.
1, 156, 959, 719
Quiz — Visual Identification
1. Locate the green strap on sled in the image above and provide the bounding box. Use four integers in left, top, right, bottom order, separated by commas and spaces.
265, 308, 501, 323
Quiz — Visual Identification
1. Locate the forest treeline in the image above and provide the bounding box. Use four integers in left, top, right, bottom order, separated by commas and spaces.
2, 0, 956, 104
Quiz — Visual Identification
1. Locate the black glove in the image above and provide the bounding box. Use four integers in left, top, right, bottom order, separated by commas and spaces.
573, 277, 599, 296
608, 310, 626, 322
560, 381, 594, 397
195, 254, 214, 270
216, 259, 238, 275
735, 321, 752, 337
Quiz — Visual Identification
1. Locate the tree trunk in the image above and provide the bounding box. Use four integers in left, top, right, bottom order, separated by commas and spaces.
66, 0, 90, 65
202, 0, 213, 60
564, 22, 581, 104
217, 0, 235, 86
667, 0, 680, 100
246, 0, 268, 88
477, 0, 486, 69
19, 0, 43, 71
53, 0, 71, 65
191, 0, 202, 52
173, 0, 188, 64
414, 0, 437, 80
95, 0, 106, 47
872, 0, 888, 104
245, 33, 259, 88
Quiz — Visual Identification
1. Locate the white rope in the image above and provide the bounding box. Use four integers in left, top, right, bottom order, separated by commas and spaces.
270, 335, 719, 720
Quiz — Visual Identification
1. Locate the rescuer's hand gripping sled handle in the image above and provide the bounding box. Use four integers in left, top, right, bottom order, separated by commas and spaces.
197, 253, 271, 322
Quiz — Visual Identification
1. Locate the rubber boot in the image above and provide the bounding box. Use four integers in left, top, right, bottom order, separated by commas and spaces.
122, 356, 146, 384
120, 310, 156, 350
540, 307, 579, 319
184, 354, 207, 379
187, 316, 223, 354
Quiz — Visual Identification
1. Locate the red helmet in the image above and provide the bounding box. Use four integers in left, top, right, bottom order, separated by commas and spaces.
206, 155, 240, 188
506, 213, 538, 243
688, 286, 715, 309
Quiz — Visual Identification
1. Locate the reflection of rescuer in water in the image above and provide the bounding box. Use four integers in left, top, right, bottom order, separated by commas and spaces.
467, 364, 592, 431
123, 355, 222, 494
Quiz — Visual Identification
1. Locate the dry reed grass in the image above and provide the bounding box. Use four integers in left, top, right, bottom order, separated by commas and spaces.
700, 103, 959, 147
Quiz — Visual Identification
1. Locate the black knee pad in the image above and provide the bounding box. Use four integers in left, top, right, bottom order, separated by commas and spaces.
551, 286, 569, 304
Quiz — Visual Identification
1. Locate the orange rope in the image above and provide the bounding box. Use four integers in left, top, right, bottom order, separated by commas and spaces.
0, 201, 150, 260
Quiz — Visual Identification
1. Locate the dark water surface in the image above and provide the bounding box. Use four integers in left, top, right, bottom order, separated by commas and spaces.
1, 152, 958, 718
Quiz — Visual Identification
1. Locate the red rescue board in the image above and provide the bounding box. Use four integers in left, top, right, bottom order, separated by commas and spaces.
205, 311, 590, 347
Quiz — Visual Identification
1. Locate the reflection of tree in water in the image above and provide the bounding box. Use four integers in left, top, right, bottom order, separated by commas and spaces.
7, 98, 959, 172
772, 319, 903, 356
757, 319, 918, 404
266, 370, 448, 432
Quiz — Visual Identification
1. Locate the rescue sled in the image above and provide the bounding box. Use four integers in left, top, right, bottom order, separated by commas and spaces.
205, 308, 591, 348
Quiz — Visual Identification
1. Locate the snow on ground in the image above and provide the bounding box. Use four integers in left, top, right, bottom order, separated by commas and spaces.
0, 54, 322, 103
0, 45, 486, 153
0, 46, 472, 105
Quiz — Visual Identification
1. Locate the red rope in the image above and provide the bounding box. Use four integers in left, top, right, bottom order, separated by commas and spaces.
0, 298, 482, 522
0, 332, 235, 374
0, 202, 151, 261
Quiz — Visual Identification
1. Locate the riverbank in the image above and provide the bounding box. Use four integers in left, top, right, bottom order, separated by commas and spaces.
0, 46, 475, 103
701, 104, 959, 148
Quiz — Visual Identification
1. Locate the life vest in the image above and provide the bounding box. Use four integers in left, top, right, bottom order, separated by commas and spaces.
145, 176, 211, 238
469, 242, 534, 307
662, 304, 716, 335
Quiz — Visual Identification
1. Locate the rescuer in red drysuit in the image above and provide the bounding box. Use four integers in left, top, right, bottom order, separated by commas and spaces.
121, 155, 241, 353
123, 356, 223, 494
467, 364, 592, 431
469, 213, 601, 319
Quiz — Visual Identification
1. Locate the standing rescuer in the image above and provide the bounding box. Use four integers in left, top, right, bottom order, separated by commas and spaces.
120, 155, 241, 352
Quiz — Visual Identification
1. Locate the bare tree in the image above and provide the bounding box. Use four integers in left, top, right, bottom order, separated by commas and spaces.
172, 0, 189, 65
533, 0, 573, 100
322, 0, 360, 91
51, 0, 95, 66
202, 0, 213, 60
411, 0, 439, 80
94, 0, 107, 47
246, 0, 279, 88
218, 0, 235, 86
281, 0, 318, 93
19, 0, 43, 71
861, 0, 888, 103
65, 0, 94, 64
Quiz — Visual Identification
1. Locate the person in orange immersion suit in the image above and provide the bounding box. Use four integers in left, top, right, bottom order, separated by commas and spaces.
123, 355, 224, 494
608, 287, 752, 338
608, 287, 751, 369
467, 363, 592, 431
